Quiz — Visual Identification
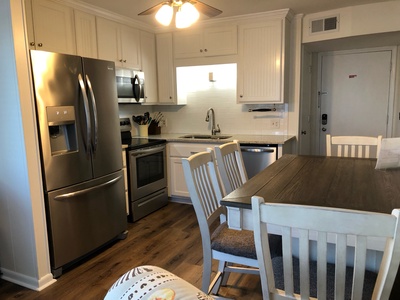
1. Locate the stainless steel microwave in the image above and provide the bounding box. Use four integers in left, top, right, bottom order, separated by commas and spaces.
116, 68, 145, 103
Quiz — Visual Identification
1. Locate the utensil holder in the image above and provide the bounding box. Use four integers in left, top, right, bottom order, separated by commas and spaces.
148, 122, 161, 135
139, 125, 148, 137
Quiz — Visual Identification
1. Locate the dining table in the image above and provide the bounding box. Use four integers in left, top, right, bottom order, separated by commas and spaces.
221, 154, 400, 230
220, 154, 400, 299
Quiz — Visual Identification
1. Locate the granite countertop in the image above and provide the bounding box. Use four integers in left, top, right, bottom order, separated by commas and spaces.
139, 133, 295, 145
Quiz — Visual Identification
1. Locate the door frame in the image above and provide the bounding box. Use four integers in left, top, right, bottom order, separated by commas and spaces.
313, 46, 397, 154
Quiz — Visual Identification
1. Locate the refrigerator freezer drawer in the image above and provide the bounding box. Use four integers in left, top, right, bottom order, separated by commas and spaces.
46, 170, 127, 276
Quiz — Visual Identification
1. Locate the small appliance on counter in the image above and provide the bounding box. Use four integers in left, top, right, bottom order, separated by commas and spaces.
120, 118, 168, 222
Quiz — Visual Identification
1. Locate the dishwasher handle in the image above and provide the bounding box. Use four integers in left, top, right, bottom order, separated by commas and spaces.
241, 148, 275, 153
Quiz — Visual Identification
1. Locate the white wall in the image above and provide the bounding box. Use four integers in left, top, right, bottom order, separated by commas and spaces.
0, 0, 55, 291
119, 63, 288, 136
303, 1, 400, 43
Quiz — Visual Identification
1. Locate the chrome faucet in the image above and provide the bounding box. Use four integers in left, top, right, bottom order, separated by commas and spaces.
205, 107, 221, 135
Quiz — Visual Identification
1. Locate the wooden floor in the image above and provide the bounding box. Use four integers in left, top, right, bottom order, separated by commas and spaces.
0, 202, 262, 300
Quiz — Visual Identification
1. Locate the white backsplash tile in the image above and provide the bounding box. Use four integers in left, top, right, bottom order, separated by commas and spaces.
119, 63, 288, 136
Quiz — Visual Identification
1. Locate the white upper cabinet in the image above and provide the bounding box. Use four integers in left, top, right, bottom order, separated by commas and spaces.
96, 17, 141, 69
156, 33, 185, 105
237, 18, 289, 104
74, 10, 97, 58
173, 25, 237, 59
29, 0, 76, 55
140, 31, 158, 104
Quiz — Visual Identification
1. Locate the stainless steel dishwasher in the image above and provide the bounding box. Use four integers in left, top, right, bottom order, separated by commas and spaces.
240, 144, 278, 178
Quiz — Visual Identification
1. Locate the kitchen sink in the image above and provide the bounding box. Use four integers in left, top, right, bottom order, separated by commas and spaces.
179, 134, 232, 140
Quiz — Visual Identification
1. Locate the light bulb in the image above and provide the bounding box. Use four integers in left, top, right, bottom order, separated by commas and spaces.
155, 4, 173, 26
175, 2, 199, 28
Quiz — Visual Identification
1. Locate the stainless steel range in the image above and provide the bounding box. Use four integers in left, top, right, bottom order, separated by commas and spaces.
120, 118, 168, 222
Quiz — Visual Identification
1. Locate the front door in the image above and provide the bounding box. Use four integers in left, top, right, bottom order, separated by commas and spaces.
318, 49, 393, 155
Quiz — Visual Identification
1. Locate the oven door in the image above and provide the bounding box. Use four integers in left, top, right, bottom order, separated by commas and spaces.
128, 144, 167, 201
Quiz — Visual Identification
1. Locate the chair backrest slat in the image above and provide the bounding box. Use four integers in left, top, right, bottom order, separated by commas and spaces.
326, 135, 382, 158
215, 140, 248, 195
252, 196, 400, 300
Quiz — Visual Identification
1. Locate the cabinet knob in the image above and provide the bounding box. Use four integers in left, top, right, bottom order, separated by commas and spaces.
169, 96, 172, 99
123, 60, 127, 63
240, 95, 243, 98
200, 49, 203, 53
38, 43, 43, 47
204, 49, 207, 52
119, 59, 123, 62
30, 42, 35, 46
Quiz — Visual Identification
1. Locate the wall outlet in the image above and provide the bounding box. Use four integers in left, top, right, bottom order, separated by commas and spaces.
159, 119, 167, 127
271, 119, 280, 128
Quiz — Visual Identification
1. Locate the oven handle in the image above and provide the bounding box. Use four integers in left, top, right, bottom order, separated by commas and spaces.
130, 145, 165, 157
241, 148, 275, 153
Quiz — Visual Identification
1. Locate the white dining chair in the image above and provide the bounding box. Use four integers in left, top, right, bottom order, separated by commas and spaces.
326, 134, 382, 158
251, 195, 400, 300
182, 149, 260, 295
214, 140, 248, 195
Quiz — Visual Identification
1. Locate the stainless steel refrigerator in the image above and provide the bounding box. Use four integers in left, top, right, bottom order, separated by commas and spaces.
30, 50, 127, 277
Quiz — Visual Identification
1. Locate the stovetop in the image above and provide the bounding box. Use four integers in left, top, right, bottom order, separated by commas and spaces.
120, 117, 166, 150
122, 137, 166, 150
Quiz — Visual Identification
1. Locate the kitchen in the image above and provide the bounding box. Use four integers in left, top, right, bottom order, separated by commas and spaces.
1, 0, 400, 295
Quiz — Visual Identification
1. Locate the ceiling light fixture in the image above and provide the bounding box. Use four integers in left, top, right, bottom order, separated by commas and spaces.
155, 1, 200, 29
139, 1, 222, 29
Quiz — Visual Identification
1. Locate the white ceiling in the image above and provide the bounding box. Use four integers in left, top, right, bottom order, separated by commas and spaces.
78, 0, 393, 29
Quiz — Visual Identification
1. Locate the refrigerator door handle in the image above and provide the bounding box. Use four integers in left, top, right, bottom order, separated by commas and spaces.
86, 74, 98, 153
54, 175, 123, 200
78, 74, 91, 154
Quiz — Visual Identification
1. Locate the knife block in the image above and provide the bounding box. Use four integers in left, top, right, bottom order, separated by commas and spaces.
148, 122, 161, 135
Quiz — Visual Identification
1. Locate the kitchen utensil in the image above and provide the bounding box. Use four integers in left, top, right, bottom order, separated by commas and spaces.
143, 112, 150, 124
133, 115, 143, 125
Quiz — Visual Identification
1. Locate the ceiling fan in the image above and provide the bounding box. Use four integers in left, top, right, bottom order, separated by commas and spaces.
138, 0, 222, 28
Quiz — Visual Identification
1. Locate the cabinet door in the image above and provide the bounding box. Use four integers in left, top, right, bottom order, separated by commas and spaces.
120, 25, 141, 70
74, 10, 97, 58
203, 25, 237, 56
237, 20, 284, 103
173, 30, 203, 59
96, 17, 121, 66
140, 31, 158, 103
156, 33, 176, 104
31, 0, 76, 55
168, 157, 190, 197
174, 26, 237, 58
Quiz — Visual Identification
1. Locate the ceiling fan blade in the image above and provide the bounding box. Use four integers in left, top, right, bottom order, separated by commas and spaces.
138, 1, 168, 16
191, 0, 222, 17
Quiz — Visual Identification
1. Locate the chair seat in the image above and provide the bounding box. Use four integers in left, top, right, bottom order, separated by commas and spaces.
271, 256, 377, 299
211, 223, 282, 259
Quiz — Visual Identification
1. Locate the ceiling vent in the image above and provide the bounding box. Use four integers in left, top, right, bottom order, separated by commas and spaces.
310, 15, 339, 34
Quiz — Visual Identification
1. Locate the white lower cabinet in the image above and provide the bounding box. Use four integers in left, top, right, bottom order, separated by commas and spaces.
167, 142, 218, 198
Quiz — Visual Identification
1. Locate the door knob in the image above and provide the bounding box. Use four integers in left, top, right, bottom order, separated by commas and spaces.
322, 128, 327, 132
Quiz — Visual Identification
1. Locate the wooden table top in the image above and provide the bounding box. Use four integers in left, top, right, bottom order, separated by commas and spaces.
221, 154, 400, 214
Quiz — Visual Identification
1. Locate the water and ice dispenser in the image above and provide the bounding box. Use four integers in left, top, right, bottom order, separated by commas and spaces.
46, 106, 78, 155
